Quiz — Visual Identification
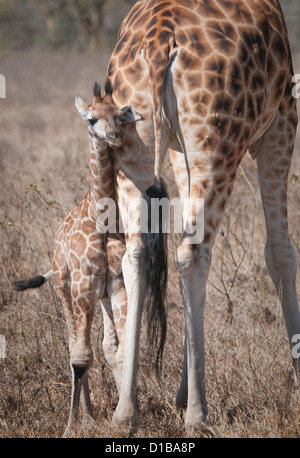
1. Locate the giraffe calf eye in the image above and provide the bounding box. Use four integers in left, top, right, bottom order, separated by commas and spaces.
88, 118, 97, 126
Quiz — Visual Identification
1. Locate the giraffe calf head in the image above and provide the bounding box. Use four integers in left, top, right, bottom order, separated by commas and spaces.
75, 81, 143, 148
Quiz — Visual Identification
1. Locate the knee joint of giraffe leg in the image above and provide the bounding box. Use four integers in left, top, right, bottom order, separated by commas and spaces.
175, 243, 194, 273
125, 238, 142, 262
70, 346, 93, 370
265, 238, 297, 281
175, 242, 211, 273
194, 245, 212, 274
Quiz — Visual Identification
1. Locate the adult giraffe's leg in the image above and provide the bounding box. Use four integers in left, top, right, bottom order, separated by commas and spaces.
255, 102, 300, 385
112, 235, 144, 425
112, 169, 168, 426
110, 176, 146, 425
170, 147, 238, 426
176, 332, 188, 408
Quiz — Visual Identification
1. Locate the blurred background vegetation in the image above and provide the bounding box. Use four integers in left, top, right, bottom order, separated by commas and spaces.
0, 0, 299, 56
0, 0, 136, 55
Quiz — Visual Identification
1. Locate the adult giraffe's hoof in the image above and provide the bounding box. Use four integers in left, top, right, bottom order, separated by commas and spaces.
185, 413, 210, 426
184, 421, 214, 438
112, 403, 139, 428
184, 411, 213, 437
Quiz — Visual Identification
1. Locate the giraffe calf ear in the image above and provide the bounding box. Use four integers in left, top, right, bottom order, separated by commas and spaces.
121, 105, 144, 124
75, 95, 89, 120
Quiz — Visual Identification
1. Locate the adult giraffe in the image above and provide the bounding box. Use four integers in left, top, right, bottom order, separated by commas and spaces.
105, 0, 300, 429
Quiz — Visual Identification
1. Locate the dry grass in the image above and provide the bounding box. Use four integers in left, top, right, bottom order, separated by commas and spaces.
0, 47, 300, 438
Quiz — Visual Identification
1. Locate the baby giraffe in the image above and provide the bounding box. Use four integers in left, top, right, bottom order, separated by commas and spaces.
12, 82, 142, 435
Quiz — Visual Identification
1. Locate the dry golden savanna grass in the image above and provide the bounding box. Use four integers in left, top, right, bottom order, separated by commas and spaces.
0, 44, 300, 438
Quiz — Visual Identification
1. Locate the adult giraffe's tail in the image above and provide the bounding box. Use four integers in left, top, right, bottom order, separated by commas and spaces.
139, 179, 168, 375
12, 270, 53, 291
139, 30, 176, 374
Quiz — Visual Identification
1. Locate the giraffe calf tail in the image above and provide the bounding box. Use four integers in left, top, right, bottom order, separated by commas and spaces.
12, 270, 53, 291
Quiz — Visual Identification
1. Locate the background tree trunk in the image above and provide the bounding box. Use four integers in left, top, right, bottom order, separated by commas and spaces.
70, 0, 107, 50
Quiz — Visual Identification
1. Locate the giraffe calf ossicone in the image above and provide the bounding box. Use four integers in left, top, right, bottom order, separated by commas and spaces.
12, 82, 142, 435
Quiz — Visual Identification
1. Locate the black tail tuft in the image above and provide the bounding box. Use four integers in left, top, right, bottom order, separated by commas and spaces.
12, 275, 46, 291
139, 178, 168, 376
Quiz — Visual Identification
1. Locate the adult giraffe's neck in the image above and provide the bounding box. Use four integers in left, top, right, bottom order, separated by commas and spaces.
88, 129, 114, 222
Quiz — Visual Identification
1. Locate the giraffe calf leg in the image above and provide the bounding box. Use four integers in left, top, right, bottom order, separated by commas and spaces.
68, 364, 89, 427
80, 370, 94, 418
64, 346, 94, 436
60, 289, 96, 435
101, 298, 123, 393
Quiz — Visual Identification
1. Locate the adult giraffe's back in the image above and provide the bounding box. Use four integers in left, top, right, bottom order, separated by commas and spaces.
106, 0, 300, 428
